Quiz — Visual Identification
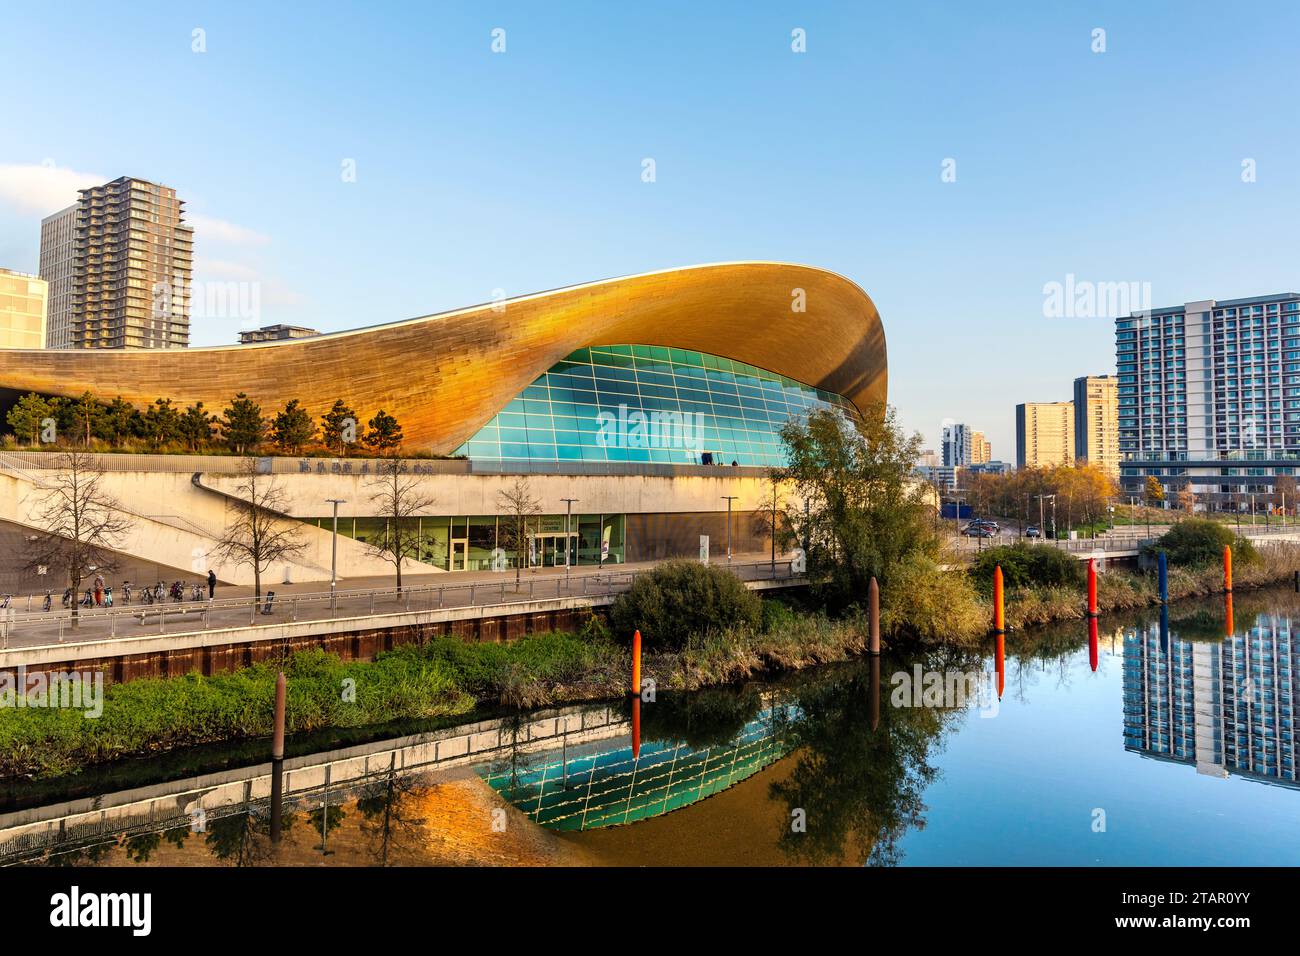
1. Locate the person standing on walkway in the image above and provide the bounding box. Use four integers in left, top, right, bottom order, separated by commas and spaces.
93, 573, 104, 607
208, 569, 217, 600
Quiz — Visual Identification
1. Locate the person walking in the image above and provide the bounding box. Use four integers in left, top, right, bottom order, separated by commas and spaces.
93, 573, 105, 608
207, 569, 217, 600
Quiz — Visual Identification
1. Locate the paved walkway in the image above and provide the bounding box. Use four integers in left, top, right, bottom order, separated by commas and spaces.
0, 552, 796, 651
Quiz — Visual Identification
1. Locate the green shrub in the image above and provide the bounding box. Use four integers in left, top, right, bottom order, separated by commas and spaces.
882, 553, 985, 641
609, 559, 762, 651
1152, 518, 1257, 567
969, 542, 1081, 595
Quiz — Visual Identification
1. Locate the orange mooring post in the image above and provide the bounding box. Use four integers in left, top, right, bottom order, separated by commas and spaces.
1224, 545, 1233, 593
631, 696, 641, 760
631, 629, 642, 698
995, 633, 1005, 700
1087, 558, 1098, 618
869, 576, 881, 655
993, 565, 1005, 635
272, 671, 286, 761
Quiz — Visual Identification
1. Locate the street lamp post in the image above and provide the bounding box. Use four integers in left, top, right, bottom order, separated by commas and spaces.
560, 498, 578, 585
326, 498, 346, 613
721, 496, 739, 563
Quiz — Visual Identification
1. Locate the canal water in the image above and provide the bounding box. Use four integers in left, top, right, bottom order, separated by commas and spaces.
4, 589, 1300, 866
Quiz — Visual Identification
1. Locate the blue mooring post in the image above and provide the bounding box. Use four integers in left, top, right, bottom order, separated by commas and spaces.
1158, 551, 1168, 605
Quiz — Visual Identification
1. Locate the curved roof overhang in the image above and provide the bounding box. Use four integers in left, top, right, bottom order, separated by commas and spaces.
0, 262, 887, 454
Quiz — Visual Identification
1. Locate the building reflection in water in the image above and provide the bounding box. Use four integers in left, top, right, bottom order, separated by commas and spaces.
1123, 608, 1299, 788
479, 702, 798, 831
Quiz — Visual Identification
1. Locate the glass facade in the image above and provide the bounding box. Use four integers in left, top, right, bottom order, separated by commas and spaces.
456, 344, 860, 468
309, 513, 627, 570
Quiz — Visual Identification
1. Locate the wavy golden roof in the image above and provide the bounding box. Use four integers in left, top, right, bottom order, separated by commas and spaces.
0, 262, 887, 453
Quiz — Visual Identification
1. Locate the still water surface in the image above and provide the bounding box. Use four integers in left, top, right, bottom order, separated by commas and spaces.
9, 590, 1300, 866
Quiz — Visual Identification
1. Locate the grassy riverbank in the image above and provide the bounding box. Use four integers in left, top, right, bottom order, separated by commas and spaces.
1001, 542, 1300, 630
0, 607, 869, 780
5, 544, 1296, 781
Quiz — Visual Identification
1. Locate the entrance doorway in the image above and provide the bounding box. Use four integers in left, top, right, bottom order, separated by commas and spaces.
530, 532, 577, 568
450, 539, 468, 572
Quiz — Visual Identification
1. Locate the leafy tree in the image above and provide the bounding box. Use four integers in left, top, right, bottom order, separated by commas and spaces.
179, 402, 217, 451
5, 392, 53, 446
778, 404, 937, 612
272, 399, 316, 454
221, 393, 267, 455
1275, 475, 1297, 514
609, 559, 762, 650
320, 399, 358, 456
364, 409, 403, 453
142, 398, 182, 450
1145, 475, 1165, 506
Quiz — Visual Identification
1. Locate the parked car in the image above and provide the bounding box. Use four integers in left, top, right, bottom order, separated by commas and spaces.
962, 523, 995, 538
1025, 525, 1041, 539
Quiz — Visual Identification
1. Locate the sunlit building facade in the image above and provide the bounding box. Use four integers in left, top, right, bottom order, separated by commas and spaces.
39, 176, 193, 350
0, 263, 887, 581
1116, 293, 1300, 509
0, 269, 47, 350
1016, 401, 1074, 469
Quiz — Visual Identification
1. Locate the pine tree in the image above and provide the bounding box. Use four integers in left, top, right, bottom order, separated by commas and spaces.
179, 402, 217, 451
364, 409, 403, 453
272, 399, 316, 454
5, 393, 53, 446
221, 393, 267, 455
142, 398, 183, 450
320, 399, 358, 456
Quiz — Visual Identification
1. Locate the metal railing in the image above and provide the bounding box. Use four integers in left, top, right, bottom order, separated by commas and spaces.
0, 559, 804, 650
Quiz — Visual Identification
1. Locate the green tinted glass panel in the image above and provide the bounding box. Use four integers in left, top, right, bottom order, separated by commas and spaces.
455, 346, 859, 467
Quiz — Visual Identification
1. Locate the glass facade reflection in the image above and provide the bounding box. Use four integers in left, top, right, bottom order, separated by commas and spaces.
456, 345, 860, 468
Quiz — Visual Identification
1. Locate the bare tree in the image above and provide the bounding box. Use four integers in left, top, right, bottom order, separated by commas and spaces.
497, 476, 543, 588
365, 456, 435, 593
752, 472, 788, 574
210, 458, 307, 599
23, 451, 133, 628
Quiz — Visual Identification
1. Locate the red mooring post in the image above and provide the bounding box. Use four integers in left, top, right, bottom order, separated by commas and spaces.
869, 576, 880, 654
631, 629, 642, 698
1087, 558, 1098, 618
993, 565, 1005, 635
1224, 545, 1233, 593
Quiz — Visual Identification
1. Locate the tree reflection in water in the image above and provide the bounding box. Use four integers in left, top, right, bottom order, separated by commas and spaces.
771, 645, 983, 866
356, 770, 427, 865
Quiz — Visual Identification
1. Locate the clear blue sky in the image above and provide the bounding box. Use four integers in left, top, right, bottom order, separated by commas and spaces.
2, 1, 1297, 456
